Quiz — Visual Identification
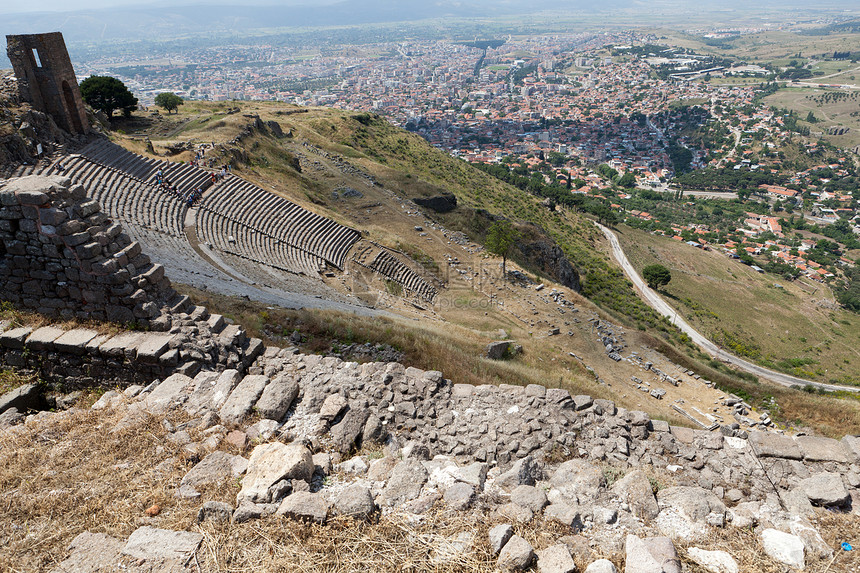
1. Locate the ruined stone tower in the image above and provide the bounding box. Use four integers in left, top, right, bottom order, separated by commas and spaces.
6, 32, 89, 135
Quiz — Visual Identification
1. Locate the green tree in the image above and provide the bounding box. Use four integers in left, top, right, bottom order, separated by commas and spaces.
617, 172, 636, 188
485, 220, 520, 279
79, 75, 138, 118
154, 92, 184, 114
642, 264, 672, 290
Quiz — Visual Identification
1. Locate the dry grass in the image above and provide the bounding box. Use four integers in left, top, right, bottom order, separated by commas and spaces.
644, 332, 860, 438
0, 404, 611, 573
676, 509, 860, 573
0, 386, 856, 572
616, 225, 860, 387
178, 285, 611, 402
0, 403, 212, 572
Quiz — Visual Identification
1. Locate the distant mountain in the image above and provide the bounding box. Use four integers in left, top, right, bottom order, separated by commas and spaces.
802, 17, 860, 36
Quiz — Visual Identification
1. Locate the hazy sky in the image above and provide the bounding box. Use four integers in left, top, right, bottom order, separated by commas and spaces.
0, 0, 341, 14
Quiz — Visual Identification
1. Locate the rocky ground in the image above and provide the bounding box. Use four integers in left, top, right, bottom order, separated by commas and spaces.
2, 337, 858, 572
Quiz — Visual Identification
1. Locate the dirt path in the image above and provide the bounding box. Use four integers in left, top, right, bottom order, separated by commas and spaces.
597, 223, 860, 393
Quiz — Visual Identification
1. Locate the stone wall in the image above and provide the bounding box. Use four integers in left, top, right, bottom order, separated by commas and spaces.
0, 175, 264, 382
0, 175, 180, 326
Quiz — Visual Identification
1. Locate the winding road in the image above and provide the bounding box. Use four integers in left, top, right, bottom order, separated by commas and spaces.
597, 223, 860, 393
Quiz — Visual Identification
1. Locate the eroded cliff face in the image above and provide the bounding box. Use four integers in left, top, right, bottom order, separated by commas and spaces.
517, 237, 581, 292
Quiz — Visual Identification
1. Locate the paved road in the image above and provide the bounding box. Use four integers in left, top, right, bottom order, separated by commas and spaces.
597, 223, 860, 393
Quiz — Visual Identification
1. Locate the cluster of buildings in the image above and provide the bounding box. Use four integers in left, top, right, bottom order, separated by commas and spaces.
77, 30, 858, 285
82, 32, 754, 180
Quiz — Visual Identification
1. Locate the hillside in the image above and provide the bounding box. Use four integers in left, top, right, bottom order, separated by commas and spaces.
2, 86, 860, 573
616, 225, 860, 387
94, 100, 860, 435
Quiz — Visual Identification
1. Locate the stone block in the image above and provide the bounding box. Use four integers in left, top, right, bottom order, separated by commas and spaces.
277, 491, 331, 524
219, 374, 269, 425
136, 333, 175, 363
121, 526, 202, 563
141, 264, 165, 284
760, 529, 804, 569
796, 435, 848, 463
799, 472, 850, 507
255, 375, 299, 421
840, 435, 860, 464
49, 532, 123, 573
749, 431, 802, 460
24, 326, 65, 351
75, 242, 102, 259
237, 442, 314, 505
144, 373, 195, 413
0, 327, 33, 349
98, 332, 146, 359
0, 383, 46, 414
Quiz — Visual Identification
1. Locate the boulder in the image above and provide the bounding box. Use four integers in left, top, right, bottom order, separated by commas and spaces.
841, 435, 860, 463
319, 393, 347, 421
511, 484, 548, 513
686, 548, 738, 573
489, 523, 514, 556
497, 534, 534, 571
624, 535, 680, 573
536, 543, 576, 573
780, 487, 815, 519
330, 403, 371, 454
380, 459, 428, 506
799, 472, 849, 507
611, 469, 658, 520
180, 451, 248, 490
749, 431, 802, 460
498, 502, 534, 523
219, 374, 268, 425
121, 526, 203, 566
544, 502, 581, 528
186, 369, 241, 413
144, 373, 194, 413
496, 455, 544, 490
339, 456, 369, 475
760, 529, 804, 569
0, 407, 24, 429
254, 375, 299, 421
788, 516, 833, 561
656, 486, 726, 525
486, 341, 512, 360
0, 383, 46, 415
236, 442, 313, 504
197, 501, 233, 523
277, 491, 330, 524
549, 458, 603, 504
795, 435, 848, 463
448, 461, 488, 489
48, 532, 124, 573
334, 484, 376, 520
584, 560, 617, 573
444, 482, 475, 510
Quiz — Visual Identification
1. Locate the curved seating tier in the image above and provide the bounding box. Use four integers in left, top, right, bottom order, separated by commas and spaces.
367, 251, 438, 303
196, 204, 325, 276
2, 139, 442, 305
42, 155, 187, 238
197, 175, 361, 274
79, 140, 214, 195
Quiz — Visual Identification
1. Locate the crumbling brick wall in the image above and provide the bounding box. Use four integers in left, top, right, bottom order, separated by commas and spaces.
6, 32, 89, 135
